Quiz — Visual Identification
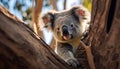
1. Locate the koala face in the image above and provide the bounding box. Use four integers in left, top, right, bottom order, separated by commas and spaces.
53, 15, 82, 42
42, 5, 90, 43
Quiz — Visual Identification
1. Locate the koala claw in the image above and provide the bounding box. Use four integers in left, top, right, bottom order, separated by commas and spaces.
66, 59, 80, 68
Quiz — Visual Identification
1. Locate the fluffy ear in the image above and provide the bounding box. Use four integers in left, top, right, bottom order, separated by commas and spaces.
71, 5, 91, 34
71, 5, 90, 20
42, 12, 55, 28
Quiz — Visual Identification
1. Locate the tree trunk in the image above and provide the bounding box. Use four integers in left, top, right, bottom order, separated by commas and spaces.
64, 0, 66, 10
32, 0, 43, 37
50, 0, 58, 10
0, 0, 120, 69
88, 0, 120, 69
49, 0, 58, 50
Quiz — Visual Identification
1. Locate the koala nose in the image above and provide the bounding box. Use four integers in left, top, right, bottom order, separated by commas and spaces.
62, 25, 69, 36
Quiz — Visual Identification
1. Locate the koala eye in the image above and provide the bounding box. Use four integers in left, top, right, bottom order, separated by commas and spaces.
70, 24, 74, 27
57, 27, 60, 31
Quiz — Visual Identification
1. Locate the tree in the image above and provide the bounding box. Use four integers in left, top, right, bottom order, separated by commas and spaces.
0, 0, 120, 69
32, 0, 43, 37
88, 0, 120, 69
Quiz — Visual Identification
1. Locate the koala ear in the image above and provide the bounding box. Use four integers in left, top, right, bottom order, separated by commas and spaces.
75, 8, 85, 16
71, 5, 90, 19
42, 12, 54, 28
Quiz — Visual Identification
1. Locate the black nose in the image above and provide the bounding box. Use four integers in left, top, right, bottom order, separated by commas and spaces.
62, 25, 69, 36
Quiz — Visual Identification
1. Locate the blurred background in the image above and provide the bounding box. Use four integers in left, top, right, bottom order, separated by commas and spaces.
0, 0, 91, 47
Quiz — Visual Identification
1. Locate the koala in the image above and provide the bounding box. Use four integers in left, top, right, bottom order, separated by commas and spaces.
42, 5, 90, 67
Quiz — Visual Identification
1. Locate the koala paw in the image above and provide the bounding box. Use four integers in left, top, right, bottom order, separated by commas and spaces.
66, 59, 80, 68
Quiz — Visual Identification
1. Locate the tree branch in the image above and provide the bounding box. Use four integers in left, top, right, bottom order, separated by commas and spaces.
32, 0, 43, 37
0, 5, 71, 69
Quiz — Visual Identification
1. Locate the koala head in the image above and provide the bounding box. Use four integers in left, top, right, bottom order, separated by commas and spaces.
42, 5, 90, 42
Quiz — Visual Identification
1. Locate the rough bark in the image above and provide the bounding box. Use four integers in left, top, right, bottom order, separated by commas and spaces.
88, 0, 120, 69
0, 6, 70, 69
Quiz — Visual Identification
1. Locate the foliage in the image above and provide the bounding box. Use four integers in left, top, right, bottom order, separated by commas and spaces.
0, 0, 32, 22
0, 0, 55, 23
0, 0, 10, 8
83, 0, 92, 12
